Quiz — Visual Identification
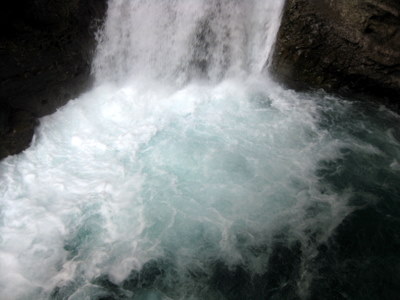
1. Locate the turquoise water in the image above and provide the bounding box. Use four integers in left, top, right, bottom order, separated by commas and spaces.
1, 77, 398, 299
1, 0, 400, 298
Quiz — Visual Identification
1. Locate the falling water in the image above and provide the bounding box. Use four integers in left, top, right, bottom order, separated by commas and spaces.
1, 1, 400, 300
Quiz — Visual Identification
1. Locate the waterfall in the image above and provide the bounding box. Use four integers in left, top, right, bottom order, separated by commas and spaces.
1, 1, 399, 300
93, 0, 285, 83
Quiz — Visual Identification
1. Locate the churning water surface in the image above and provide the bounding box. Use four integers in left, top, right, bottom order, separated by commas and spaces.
1, 1, 400, 299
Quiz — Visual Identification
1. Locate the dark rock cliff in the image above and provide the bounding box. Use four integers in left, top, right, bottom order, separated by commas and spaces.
0, 0, 107, 159
271, 0, 400, 107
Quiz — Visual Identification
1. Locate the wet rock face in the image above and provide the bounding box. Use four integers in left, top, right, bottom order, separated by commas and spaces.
271, 0, 400, 107
0, 0, 107, 159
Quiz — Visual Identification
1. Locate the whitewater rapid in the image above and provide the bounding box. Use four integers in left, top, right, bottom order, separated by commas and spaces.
1, 1, 400, 300
0, 76, 354, 299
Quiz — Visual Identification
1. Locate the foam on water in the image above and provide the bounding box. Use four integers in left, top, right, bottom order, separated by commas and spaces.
1, 0, 400, 299
0, 77, 354, 299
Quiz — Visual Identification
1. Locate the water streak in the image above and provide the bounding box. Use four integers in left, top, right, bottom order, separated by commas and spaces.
94, 0, 285, 84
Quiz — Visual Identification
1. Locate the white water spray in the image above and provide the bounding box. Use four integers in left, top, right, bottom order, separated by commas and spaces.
94, 0, 285, 83
0, 1, 365, 299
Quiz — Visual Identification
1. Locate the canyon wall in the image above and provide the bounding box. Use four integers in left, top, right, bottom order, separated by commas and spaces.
0, 0, 106, 158
272, 0, 400, 107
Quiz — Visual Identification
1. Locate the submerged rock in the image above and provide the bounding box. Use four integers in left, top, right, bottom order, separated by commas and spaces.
0, 0, 107, 159
271, 0, 400, 107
